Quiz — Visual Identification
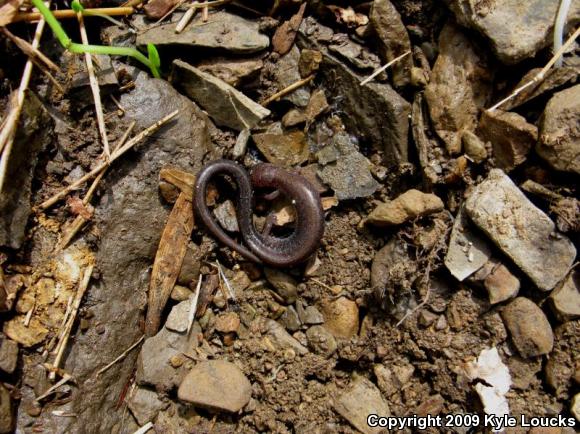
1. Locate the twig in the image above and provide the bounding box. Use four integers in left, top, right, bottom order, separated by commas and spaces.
261, 74, 315, 106
24, 304, 34, 326
58, 121, 135, 249
110, 95, 125, 116
0, 12, 47, 191
154, 0, 187, 25
175, 2, 199, 33
75, 8, 110, 158
13, 6, 135, 22
132, 422, 153, 434
488, 26, 580, 111
202, 0, 208, 21
35, 373, 73, 401
50, 264, 94, 380
216, 260, 235, 301
309, 277, 334, 292
96, 335, 144, 376
187, 274, 202, 335
360, 50, 411, 86
37, 110, 179, 210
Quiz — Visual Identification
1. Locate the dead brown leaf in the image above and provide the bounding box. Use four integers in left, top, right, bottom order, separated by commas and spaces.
66, 196, 94, 220
272, 2, 306, 55
0, 0, 24, 26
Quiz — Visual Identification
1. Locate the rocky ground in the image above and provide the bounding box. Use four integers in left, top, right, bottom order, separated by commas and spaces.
0, 0, 579, 433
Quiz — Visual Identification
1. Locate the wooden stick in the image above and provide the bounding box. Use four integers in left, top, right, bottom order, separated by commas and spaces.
36, 110, 179, 210
175, 0, 232, 33
12, 7, 135, 22
35, 373, 73, 401
488, 27, 580, 111
261, 74, 315, 106
132, 422, 153, 434
96, 335, 144, 376
50, 264, 94, 379
0, 11, 47, 192
75, 9, 110, 158
360, 50, 411, 86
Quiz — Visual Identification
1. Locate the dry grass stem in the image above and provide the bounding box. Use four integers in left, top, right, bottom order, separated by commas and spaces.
488, 26, 580, 111
262, 74, 315, 106
96, 335, 144, 376
110, 95, 125, 116
187, 274, 202, 335
132, 422, 153, 434
175, 3, 198, 33
13, 6, 134, 22
75, 10, 110, 158
50, 264, 94, 379
58, 121, 135, 249
360, 50, 411, 86
0, 14, 47, 192
37, 110, 178, 210
35, 373, 73, 401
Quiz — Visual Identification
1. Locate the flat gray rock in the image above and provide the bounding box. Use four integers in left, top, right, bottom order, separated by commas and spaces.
465, 169, 576, 291
263, 318, 308, 355
0, 93, 52, 249
177, 360, 251, 413
137, 10, 269, 54
316, 132, 380, 200
165, 300, 190, 333
274, 46, 310, 107
333, 376, 391, 434
446, 0, 580, 64
127, 387, 168, 426
171, 60, 270, 131
445, 207, 492, 281
298, 17, 410, 166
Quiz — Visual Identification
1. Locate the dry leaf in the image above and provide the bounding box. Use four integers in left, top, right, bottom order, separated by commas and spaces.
272, 2, 307, 55
0, 0, 24, 26
66, 196, 94, 220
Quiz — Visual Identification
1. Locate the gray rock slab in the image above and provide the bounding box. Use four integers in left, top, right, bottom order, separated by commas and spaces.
137, 323, 199, 392
171, 59, 270, 131
165, 300, 190, 333
446, 0, 580, 64
0, 336, 18, 374
298, 17, 410, 166
0, 93, 52, 249
316, 132, 380, 200
445, 207, 492, 281
127, 387, 168, 426
537, 84, 580, 174
333, 376, 391, 434
274, 46, 311, 107
53, 71, 213, 434
465, 169, 576, 291
177, 360, 251, 412
137, 10, 269, 54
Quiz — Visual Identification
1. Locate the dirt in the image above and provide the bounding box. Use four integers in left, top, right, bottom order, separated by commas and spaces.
1, 0, 579, 433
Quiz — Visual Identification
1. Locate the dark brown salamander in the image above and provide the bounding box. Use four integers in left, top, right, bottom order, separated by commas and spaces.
193, 159, 324, 267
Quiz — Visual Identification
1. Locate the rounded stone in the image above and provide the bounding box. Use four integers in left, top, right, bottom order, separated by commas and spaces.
215, 312, 241, 333
322, 297, 359, 339
501, 297, 554, 358
177, 360, 251, 413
